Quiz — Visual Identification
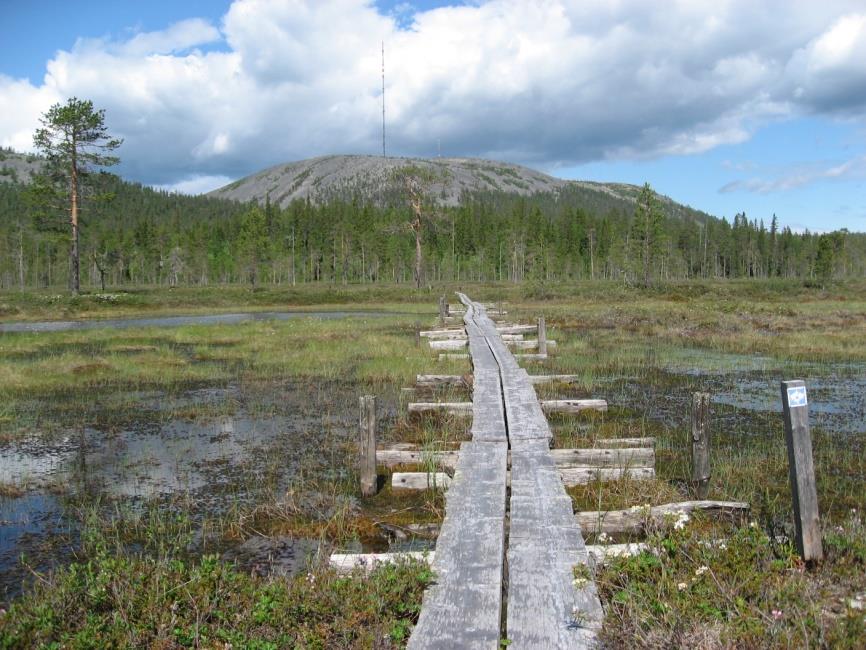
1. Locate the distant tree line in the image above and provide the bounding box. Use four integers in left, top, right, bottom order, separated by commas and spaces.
0, 167, 863, 291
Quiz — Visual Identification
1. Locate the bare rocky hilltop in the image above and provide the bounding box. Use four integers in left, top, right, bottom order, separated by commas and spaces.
208, 154, 709, 222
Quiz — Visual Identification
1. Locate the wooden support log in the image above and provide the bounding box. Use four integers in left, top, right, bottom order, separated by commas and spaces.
330, 551, 434, 574
550, 447, 654, 467
590, 437, 655, 448
392, 472, 452, 491
377, 449, 461, 469
429, 339, 468, 350
559, 467, 655, 486
781, 380, 823, 562
438, 353, 469, 361
415, 372, 581, 387
359, 395, 378, 496
514, 353, 548, 360
419, 329, 465, 339
392, 468, 650, 490
408, 399, 607, 416
438, 296, 446, 325
415, 374, 469, 388
527, 374, 582, 385
585, 543, 649, 565
376, 447, 654, 470
691, 392, 711, 499
576, 500, 750, 535
496, 324, 536, 334
505, 339, 556, 349
541, 399, 608, 414
408, 402, 473, 416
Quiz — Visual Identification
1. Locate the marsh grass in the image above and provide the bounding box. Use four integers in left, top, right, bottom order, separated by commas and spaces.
0, 501, 433, 649
596, 512, 866, 648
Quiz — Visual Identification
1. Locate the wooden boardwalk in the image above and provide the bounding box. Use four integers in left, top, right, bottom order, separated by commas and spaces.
409, 295, 602, 649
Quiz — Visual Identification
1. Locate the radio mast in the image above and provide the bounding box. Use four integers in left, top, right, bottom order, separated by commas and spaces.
381, 41, 386, 158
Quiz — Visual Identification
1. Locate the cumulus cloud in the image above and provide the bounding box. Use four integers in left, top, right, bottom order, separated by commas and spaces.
1, 0, 866, 191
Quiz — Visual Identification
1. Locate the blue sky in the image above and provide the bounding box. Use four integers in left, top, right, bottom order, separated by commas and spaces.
1, 0, 866, 232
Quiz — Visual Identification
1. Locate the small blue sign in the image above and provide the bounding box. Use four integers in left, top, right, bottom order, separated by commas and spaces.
787, 385, 808, 408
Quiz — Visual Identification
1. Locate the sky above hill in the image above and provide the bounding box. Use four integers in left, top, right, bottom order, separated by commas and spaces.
1, 0, 865, 232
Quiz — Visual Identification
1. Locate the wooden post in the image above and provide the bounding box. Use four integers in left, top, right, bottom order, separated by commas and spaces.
359, 395, 378, 496
414, 321, 421, 347
537, 316, 547, 356
781, 380, 822, 562
438, 296, 446, 325
690, 392, 711, 499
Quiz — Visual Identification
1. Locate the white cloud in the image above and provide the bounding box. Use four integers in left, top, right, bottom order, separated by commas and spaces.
1, 1, 866, 187
154, 174, 234, 195
719, 156, 866, 194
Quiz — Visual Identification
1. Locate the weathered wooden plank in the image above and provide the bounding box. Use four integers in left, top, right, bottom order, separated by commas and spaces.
408, 441, 507, 649
330, 551, 434, 574
392, 471, 452, 491
438, 353, 470, 361
575, 500, 750, 535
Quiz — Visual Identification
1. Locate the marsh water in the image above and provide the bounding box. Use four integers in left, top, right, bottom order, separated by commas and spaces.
2, 320, 865, 605
0, 309, 401, 333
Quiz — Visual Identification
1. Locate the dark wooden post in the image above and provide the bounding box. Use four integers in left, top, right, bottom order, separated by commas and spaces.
690, 392, 711, 498
359, 395, 378, 496
438, 296, 446, 325
414, 321, 421, 347
537, 316, 547, 356
781, 380, 822, 562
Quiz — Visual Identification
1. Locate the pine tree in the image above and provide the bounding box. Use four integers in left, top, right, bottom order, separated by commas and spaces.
32, 98, 122, 293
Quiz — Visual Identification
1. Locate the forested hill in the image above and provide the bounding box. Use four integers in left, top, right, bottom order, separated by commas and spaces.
0, 147, 863, 289
209, 154, 714, 225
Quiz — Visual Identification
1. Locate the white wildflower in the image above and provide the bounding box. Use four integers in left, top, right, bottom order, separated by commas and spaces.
677, 582, 688, 591
597, 532, 609, 543
673, 511, 689, 530
694, 565, 709, 577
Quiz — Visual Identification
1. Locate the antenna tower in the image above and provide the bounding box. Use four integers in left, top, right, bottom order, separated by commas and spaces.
381, 41, 386, 158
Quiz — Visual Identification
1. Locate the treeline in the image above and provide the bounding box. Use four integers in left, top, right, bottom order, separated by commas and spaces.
0, 172, 863, 290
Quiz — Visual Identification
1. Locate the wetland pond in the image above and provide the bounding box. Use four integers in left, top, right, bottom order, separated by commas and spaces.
2, 314, 865, 607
